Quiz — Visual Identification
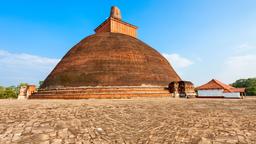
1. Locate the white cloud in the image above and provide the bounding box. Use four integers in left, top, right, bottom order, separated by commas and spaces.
0, 50, 60, 86
219, 54, 256, 83
162, 53, 193, 68
235, 43, 255, 54
239, 43, 250, 49
215, 43, 256, 84
0, 50, 10, 57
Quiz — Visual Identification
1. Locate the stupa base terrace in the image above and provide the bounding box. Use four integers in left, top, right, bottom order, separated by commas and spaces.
29, 86, 172, 99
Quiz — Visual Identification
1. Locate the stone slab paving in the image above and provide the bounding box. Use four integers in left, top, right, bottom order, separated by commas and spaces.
0, 98, 256, 144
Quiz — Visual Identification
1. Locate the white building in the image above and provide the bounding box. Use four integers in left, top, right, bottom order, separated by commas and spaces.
196, 79, 245, 99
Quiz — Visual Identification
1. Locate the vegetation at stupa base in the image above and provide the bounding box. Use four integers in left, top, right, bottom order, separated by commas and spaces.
0, 86, 18, 99
0, 82, 39, 99
232, 78, 256, 96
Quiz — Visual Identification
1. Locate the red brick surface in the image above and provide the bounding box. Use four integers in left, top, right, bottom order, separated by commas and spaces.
41, 32, 181, 89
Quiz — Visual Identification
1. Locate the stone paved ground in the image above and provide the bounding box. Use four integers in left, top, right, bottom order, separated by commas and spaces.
0, 98, 256, 144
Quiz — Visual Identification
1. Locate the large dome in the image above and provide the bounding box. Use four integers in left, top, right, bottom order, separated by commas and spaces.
41, 32, 181, 89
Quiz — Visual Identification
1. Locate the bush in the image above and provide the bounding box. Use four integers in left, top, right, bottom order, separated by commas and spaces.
0, 86, 18, 99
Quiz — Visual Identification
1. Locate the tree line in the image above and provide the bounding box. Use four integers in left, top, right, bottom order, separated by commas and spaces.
232, 78, 256, 96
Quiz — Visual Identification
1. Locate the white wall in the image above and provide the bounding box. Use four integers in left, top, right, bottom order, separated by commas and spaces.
223, 92, 241, 98
198, 89, 223, 97
198, 89, 241, 98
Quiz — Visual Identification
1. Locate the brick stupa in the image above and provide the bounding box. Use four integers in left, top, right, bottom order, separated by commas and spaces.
30, 6, 181, 99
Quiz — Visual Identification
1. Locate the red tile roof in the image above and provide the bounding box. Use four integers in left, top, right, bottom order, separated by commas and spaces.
196, 79, 245, 93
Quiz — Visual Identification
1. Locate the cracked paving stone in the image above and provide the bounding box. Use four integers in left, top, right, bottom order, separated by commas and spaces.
0, 98, 256, 143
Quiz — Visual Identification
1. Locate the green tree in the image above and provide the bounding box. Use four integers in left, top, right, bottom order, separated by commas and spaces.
0, 86, 5, 99
18, 83, 28, 87
232, 78, 256, 96
0, 86, 18, 99
39, 81, 44, 87
4, 87, 18, 98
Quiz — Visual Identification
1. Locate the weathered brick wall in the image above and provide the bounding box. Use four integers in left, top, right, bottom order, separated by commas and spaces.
41, 33, 181, 89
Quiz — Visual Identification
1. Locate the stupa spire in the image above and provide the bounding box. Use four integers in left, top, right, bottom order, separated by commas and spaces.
95, 6, 138, 38
110, 6, 122, 20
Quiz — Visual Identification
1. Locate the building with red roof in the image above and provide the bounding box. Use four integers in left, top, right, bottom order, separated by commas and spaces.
196, 79, 245, 98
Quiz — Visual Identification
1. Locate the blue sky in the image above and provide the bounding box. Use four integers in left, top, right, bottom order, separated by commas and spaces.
0, 0, 256, 86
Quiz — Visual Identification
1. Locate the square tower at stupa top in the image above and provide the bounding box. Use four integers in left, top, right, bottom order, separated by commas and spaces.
94, 6, 138, 38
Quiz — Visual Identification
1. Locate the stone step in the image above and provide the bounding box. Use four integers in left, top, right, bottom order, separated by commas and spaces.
36, 90, 170, 94
30, 93, 172, 99
32, 92, 170, 96
38, 87, 168, 92
30, 87, 172, 99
